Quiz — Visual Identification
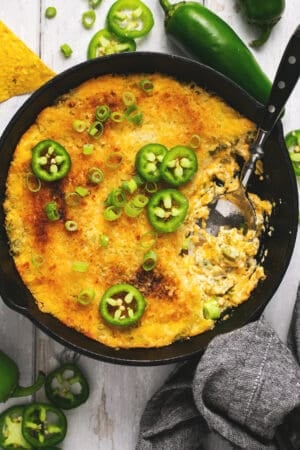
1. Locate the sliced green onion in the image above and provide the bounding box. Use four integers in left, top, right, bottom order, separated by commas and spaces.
82, 143, 94, 155
89, 0, 102, 8
88, 121, 104, 138
31, 255, 45, 268
145, 181, 158, 193
25, 172, 41, 193
76, 288, 95, 305
65, 220, 78, 232
132, 194, 148, 208
82, 10, 96, 29
125, 104, 143, 125
45, 201, 60, 221
133, 174, 145, 187
122, 91, 136, 106
142, 250, 157, 271
99, 234, 109, 247
87, 167, 104, 184
105, 152, 123, 169
189, 134, 201, 149
73, 119, 87, 133
139, 230, 157, 249
124, 201, 143, 218
104, 205, 122, 221
140, 79, 154, 93
95, 105, 110, 122
75, 186, 90, 197
109, 188, 127, 207
72, 261, 89, 272
110, 111, 124, 123
60, 43, 73, 58
65, 192, 81, 207
45, 6, 57, 18
121, 178, 138, 194
182, 237, 190, 251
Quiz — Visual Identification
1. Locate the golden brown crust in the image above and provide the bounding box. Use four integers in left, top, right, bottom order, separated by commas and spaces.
4, 74, 270, 348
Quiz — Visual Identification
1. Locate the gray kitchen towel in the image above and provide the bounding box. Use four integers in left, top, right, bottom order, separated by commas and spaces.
136, 285, 300, 450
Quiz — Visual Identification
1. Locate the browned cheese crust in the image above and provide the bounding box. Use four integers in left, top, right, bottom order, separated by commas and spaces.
4, 74, 272, 348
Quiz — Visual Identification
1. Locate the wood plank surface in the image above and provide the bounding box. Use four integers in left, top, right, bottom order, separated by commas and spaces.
0, 1, 299, 449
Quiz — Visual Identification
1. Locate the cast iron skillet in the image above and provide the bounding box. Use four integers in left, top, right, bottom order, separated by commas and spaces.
0, 52, 298, 365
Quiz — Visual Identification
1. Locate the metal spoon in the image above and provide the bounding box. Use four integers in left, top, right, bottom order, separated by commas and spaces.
206, 25, 300, 235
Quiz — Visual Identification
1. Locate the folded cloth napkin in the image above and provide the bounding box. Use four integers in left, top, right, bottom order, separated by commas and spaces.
136, 285, 300, 450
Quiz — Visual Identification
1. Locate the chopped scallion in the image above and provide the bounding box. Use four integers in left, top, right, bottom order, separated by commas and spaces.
89, 0, 102, 8
125, 104, 143, 125
99, 234, 109, 247
60, 43, 73, 58
73, 119, 87, 133
65, 192, 81, 207
110, 111, 124, 123
83, 143, 94, 155
87, 167, 104, 184
132, 194, 148, 208
77, 288, 95, 305
45, 6, 57, 18
45, 201, 60, 221
82, 10, 96, 29
72, 261, 89, 272
31, 255, 45, 268
95, 105, 110, 122
88, 121, 104, 138
139, 230, 157, 249
124, 201, 143, 218
122, 91, 136, 106
65, 220, 78, 232
142, 250, 157, 271
140, 79, 154, 93
75, 186, 90, 197
189, 134, 201, 149
25, 172, 41, 193
104, 205, 122, 221
105, 152, 123, 169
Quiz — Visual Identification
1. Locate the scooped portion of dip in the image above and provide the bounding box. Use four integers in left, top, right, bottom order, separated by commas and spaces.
4, 73, 271, 348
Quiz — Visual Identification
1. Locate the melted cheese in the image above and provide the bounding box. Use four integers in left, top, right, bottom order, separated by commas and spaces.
4, 74, 271, 348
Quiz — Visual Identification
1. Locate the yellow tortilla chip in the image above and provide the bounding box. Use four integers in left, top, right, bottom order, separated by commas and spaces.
0, 21, 55, 102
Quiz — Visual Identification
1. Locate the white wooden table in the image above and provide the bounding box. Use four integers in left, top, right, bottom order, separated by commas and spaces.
0, 1, 299, 449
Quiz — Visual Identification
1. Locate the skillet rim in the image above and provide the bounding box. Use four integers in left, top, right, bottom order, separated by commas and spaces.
0, 51, 298, 366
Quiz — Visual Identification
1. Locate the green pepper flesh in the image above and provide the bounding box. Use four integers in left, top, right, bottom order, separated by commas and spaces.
107, 0, 154, 39
147, 188, 189, 233
100, 283, 146, 327
22, 403, 67, 447
45, 363, 89, 410
159, 145, 198, 186
31, 140, 71, 182
0, 405, 33, 449
135, 143, 167, 182
87, 28, 136, 59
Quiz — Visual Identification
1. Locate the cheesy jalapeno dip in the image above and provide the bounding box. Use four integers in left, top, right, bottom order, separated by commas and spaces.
4, 73, 272, 348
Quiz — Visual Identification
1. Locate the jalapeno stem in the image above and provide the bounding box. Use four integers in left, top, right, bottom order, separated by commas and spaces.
12, 371, 46, 398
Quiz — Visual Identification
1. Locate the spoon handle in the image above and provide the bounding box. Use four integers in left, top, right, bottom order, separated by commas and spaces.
240, 25, 300, 188
260, 24, 300, 135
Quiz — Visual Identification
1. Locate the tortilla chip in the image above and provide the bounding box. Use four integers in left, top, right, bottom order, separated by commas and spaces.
0, 21, 55, 103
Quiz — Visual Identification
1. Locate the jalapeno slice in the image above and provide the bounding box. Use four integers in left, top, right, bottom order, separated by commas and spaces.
31, 140, 71, 182
22, 403, 67, 448
159, 145, 198, 186
147, 188, 189, 233
45, 363, 89, 410
100, 283, 146, 327
0, 405, 33, 449
285, 130, 300, 176
107, 0, 154, 39
135, 143, 167, 182
87, 28, 136, 59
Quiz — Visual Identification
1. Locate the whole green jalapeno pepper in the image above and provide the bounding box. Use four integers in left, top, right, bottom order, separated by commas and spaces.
0, 350, 45, 403
159, 0, 272, 105
239, 0, 285, 47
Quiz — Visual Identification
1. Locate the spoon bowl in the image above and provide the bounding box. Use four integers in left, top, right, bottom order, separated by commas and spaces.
206, 25, 300, 235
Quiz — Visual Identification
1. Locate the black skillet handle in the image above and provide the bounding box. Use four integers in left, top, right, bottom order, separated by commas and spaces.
259, 25, 300, 133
